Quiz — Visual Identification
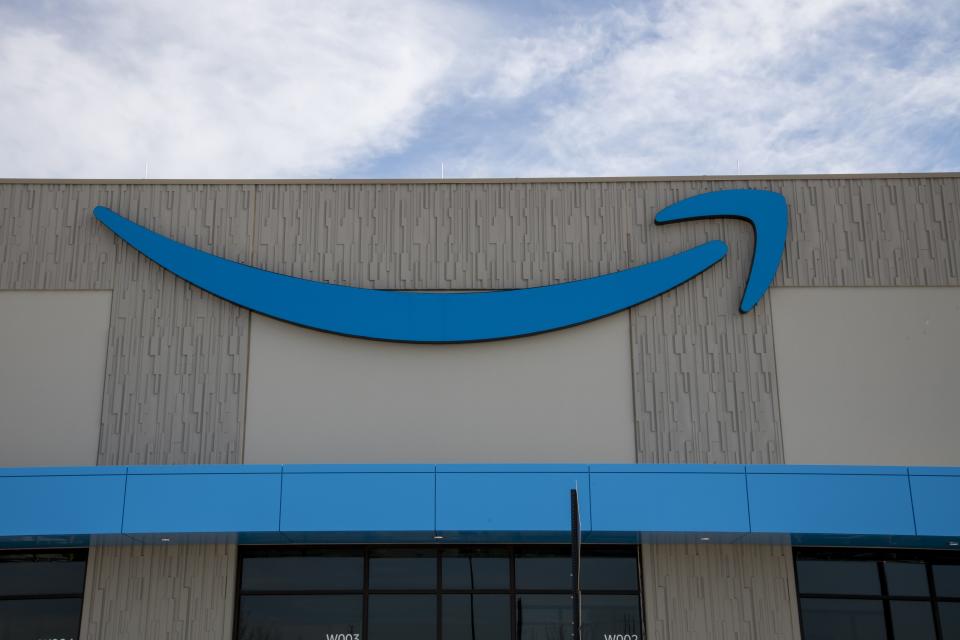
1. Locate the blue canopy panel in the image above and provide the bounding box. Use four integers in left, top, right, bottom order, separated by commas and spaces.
1, 463, 958, 549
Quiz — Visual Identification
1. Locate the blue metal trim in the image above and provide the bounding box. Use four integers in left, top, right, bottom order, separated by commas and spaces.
0, 466, 126, 476
436, 464, 590, 473
127, 464, 283, 474
283, 464, 436, 473
1, 464, 958, 546
435, 470, 591, 532
123, 471, 282, 534
1, 474, 126, 537
281, 470, 435, 534
590, 463, 745, 474
908, 467, 960, 476
910, 475, 960, 536
590, 471, 750, 533
747, 472, 916, 536
745, 464, 908, 475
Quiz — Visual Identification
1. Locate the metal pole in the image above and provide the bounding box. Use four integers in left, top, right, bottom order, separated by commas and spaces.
571, 487, 582, 640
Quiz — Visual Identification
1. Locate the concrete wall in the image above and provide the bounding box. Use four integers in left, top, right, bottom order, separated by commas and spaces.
772, 287, 960, 466
245, 311, 636, 464
643, 543, 800, 640
0, 290, 111, 467
79, 543, 237, 640
1, 175, 957, 640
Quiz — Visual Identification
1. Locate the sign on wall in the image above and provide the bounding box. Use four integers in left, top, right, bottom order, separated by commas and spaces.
94, 190, 787, 343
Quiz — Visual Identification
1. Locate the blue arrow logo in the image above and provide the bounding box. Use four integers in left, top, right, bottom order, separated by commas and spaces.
654, 189, 787, 312
94, 189, 786, 343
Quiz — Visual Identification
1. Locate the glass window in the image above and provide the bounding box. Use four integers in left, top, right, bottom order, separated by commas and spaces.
242, 552, 363, 591
369, 549, 436, 590
796, 559, 881, 596
933, 565, 960, 598
884, 561, 929, 597
582, 594, 643, 640
517, 594, 572, 640
441, 548, 509, 590
236, 544, 642, 640
367, 594, 437, 640
889, 600, 936, 640
237, 595, 362, 640
938, 602, 960, 638
799, 598, 887, 640
516, 549, 571, 590
581, 548, 639, 591
441, 594, 511, 640
795, 549, 960, 640
0, 553, 87, 596
0, 550, 86, 640
0, 598, 84, 640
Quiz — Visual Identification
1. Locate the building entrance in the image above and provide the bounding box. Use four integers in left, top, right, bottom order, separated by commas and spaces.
236, 544, 644, 640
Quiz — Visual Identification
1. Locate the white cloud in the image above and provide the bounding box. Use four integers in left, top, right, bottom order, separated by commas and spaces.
456, 0, 960, 176
0, 0, 957, 178
0, 0, 475, 178
463, 20, 609, 101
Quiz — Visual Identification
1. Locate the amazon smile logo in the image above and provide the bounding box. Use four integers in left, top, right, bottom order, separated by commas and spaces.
94, 189, 787, 343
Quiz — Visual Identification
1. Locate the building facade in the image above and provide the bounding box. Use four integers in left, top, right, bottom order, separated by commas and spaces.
0, 174, 958, 640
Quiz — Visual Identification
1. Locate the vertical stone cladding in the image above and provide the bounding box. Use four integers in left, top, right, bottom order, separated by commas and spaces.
79, 542, 237, 640
249, 181, 632, 289
95, 184, 254, 466
773, 177, 959, 287
0, 183, 118, 290
642, 543, 801, 640
626, 179, 782, 465
75, 184, 251, 640
622, 179, 796, 639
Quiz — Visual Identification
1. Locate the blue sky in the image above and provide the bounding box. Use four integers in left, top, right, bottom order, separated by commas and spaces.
0, 0, 957, 178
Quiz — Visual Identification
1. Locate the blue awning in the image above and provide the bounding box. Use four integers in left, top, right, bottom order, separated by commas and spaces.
1, 463, 958, 548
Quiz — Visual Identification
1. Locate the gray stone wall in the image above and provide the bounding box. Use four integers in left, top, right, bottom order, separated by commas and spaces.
79, 542, 237, 640
1, 175, 957, 639
642, 543, 800, 640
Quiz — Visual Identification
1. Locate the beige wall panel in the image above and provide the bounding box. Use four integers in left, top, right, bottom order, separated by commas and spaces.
244, 312, 636, 464
0, 290, 111, 467
79, 543, 236, 640
643, 544, 801, 640
772, 287, 960, 466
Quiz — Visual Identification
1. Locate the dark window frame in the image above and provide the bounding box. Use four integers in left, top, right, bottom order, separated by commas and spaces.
0, 548, 88, 600
0, 548, 88, 640
234, 544, 644, 640
794, 547, 960, 640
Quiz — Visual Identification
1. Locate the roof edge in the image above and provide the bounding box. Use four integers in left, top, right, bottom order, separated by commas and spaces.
0, 171, 959, 185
